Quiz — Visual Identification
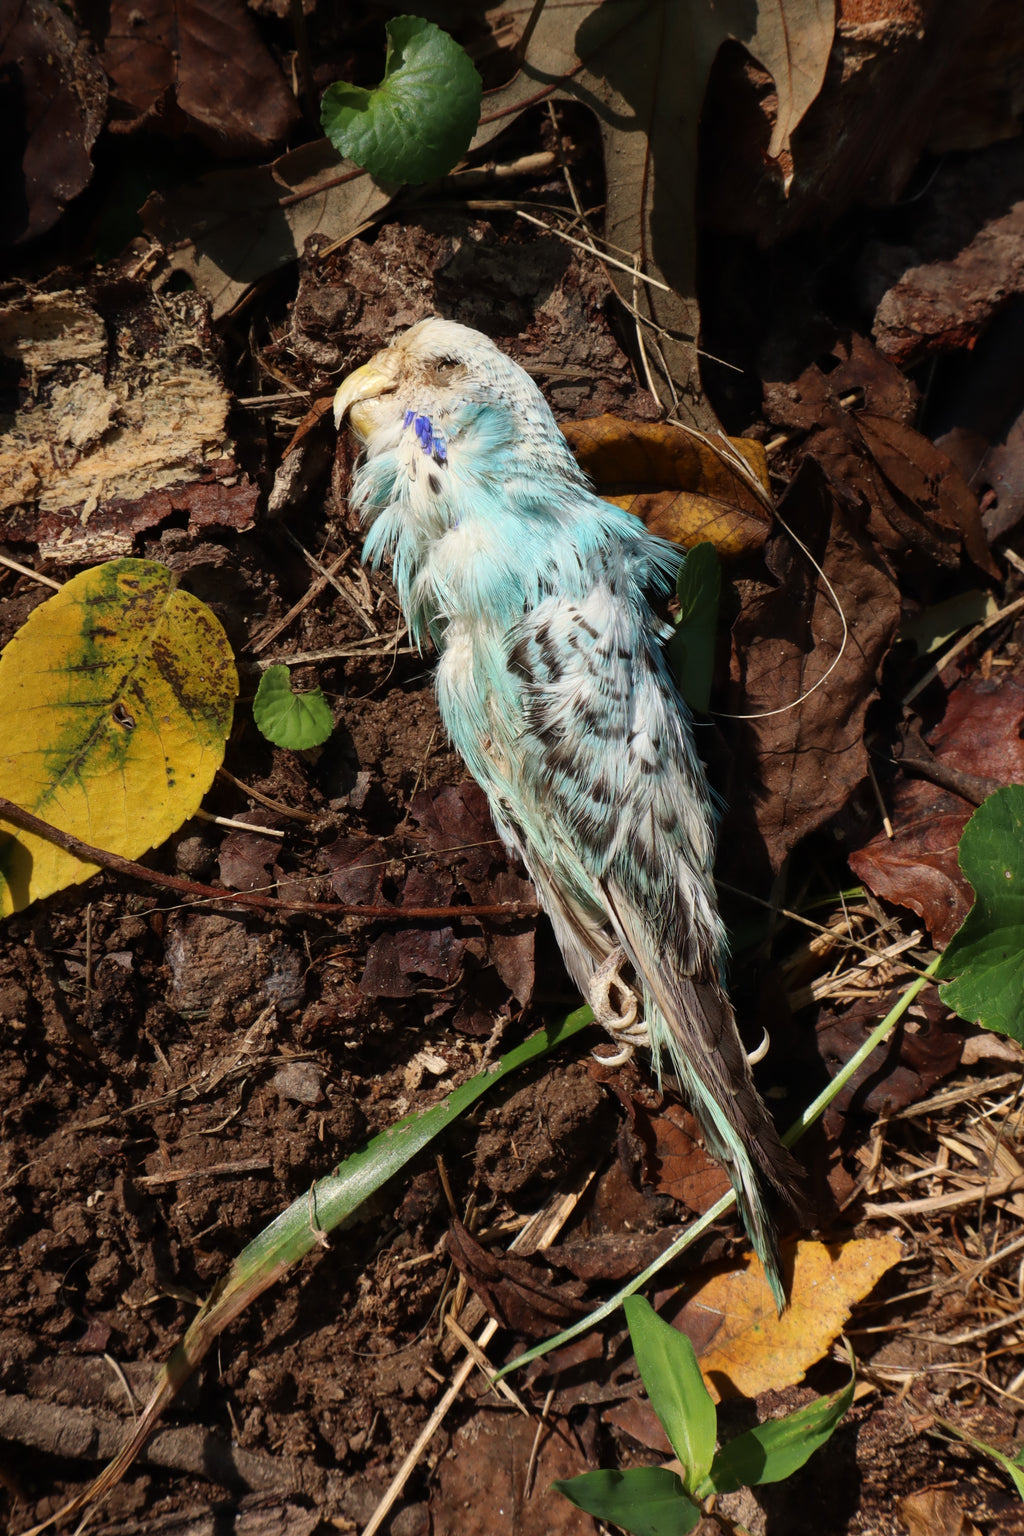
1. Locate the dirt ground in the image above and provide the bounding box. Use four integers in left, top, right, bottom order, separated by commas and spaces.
4, 6, 1024, 1535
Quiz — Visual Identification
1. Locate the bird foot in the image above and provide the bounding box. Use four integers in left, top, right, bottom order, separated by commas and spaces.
588, 949, 647, 1067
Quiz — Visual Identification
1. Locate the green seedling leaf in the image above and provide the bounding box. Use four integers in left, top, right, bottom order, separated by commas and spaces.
0, 558, 236, 915
625, 1296, 716, 1492
667, 542, 720, 712
42, 1008, 592, 1533
253, 664, 334, 749
698, 1368, 855, 1496
321, 15, 482, 184
900, 589, 997, 655
552, 1467, 702, 1536
931, 1415, 1024, 1502
939, 785, 1024, 1041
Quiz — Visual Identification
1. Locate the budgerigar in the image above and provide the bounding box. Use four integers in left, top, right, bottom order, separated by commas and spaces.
334, 318, 803, 1306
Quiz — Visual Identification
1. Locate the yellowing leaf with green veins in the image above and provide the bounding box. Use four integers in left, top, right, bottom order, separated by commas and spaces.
0, 559, 236, 915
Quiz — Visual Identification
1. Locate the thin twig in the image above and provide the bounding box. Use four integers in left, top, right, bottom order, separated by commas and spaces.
0, 552, 62, 591
0, 794, 536, 922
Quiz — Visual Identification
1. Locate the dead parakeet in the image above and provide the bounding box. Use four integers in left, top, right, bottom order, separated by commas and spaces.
334, 318, 803, 1305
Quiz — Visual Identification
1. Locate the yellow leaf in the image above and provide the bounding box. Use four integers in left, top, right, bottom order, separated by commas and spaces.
0, 559, 237, 914
561, 415, 772, 558
679, 1236, 902, 1401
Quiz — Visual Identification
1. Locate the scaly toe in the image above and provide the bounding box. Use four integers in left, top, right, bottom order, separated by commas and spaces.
588, 949, 649, 1052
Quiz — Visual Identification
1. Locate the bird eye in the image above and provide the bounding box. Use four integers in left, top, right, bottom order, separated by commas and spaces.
434, 356, 460, 373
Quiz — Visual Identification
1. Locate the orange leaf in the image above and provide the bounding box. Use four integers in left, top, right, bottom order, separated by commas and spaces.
671, 1236, 902, 1401
562, 415, 772, 557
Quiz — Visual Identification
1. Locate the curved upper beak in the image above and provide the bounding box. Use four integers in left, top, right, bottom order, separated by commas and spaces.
333, 359, 395, 432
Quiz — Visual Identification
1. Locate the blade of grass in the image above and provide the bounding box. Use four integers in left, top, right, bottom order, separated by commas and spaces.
18, 1007, 592, 1536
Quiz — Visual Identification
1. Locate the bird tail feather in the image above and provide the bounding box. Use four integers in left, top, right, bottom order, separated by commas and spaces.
641, 976, 806, 1313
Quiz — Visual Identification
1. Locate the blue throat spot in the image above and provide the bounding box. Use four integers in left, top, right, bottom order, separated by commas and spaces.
406, 410, 447, 465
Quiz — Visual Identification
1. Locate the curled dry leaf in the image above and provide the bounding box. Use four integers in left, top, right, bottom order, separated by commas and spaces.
562, 416, 771, 557
0, 0, 107, 245
447, 1219, 590, 1339
815, 990, 964, 1119
763, 331, 996, 577
898, 1488, 982, 1536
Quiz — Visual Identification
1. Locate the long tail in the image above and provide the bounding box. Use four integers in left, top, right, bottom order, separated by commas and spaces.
646, 978, 805, 1312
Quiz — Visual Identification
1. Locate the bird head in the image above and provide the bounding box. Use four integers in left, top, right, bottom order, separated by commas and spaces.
333, 317, 583, 487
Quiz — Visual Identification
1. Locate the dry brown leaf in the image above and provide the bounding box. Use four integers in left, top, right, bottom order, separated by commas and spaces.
142, 140, 394, 320
849, 677, 1024, 945
476, 0, 835, 417
899, 1488, 982, 1536
562, 415, 771, 556
672, 1236, 902, 1402
101, 0, 298, 155
725, 458, 901, 873
1, 0, 107, 245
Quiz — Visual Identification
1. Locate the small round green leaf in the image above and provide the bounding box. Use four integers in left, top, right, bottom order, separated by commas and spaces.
320, 16, 482, 185
253, 665, 333, 750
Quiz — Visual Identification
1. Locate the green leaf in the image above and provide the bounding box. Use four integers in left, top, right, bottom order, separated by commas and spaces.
253, 665, 334, 750
700, 1371, 855, 1496
624, 1296, 716, 1493
939, 785, 1024, 1041
320, 15, 482, 184
553, 1467, 702, 1536
667, 542, 720, 712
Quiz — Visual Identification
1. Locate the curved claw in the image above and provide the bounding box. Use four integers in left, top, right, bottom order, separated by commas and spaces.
746, 1027, 771, 1066
591, 1039, 636, 1069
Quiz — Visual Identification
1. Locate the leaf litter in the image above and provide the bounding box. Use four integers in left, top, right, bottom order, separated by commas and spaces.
4, 3, 1024, 1534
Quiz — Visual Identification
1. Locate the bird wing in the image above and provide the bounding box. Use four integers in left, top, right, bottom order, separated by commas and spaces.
507, 566, 722, 983
507, 567, 803, 1231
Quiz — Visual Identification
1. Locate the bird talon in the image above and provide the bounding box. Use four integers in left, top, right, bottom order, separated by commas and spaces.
591, 1040, 635, 1069
588, 949, 648, 1051
746, 1027, 770, 1066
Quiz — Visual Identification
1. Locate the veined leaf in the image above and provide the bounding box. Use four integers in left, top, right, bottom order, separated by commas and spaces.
0, 559, 236, 914
253, 664, 334, 749
321, 16, 482, 184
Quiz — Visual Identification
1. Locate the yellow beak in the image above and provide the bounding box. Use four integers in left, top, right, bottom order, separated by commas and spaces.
333, 360, 395, 432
